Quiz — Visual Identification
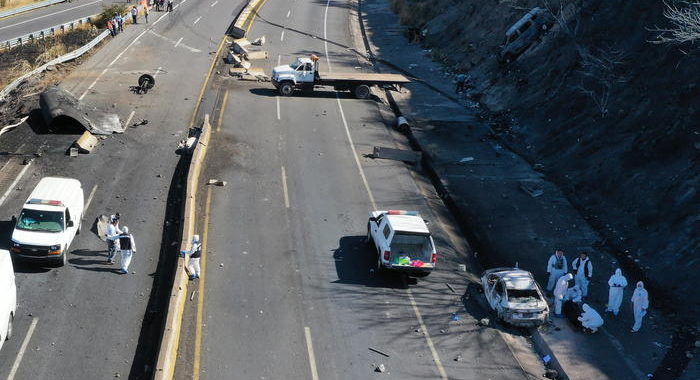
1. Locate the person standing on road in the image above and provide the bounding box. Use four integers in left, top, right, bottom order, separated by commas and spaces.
167, 0, 173, 12
187, 234, 202, 280
131, 6, 138, 24
117, 226, 136, 274
630, 281, 649, 332
553, 273, 573, 317
111, 16, 119, 36
106, 19, 115, 37
117, 14, 124, 32
106, 214, 122, 264
144, 5, 149, 23
605, 268, 627, 316
572, 252, 593, 298
578, 303, 604, 333
546, 249, 568, 294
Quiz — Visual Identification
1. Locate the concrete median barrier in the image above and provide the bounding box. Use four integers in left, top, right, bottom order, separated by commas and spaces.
153, 115, 211, 380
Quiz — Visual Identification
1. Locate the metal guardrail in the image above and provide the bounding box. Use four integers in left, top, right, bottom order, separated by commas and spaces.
0, 28, 109, 101
0, 13, 98, 51
0, 0, 65, 19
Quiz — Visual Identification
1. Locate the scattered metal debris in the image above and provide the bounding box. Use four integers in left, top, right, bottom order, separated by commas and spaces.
446, 283, 456, 293
478, 318, 490, 326
374, 364, 386, 373
369, 347, 390, 357
40, 86, 124, 135
130, 74, 156, 94
207, 179, 227, 186
131, 119, 149, 127
73, 130, 97, 153
251, 36, 266, 45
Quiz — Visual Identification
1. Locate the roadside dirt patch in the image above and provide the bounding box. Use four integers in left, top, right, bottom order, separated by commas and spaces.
0, 27, 103, 126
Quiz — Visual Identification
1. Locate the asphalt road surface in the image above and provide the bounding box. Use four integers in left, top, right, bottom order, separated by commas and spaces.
175, 0, 544, 379
0, 0, 116, 44
0, 1, 245, 379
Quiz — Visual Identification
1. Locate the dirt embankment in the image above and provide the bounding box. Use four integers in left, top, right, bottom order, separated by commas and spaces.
390, 0, 698, 316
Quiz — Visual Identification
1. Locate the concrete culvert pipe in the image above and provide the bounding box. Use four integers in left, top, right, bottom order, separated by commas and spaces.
396, 116, 410, 133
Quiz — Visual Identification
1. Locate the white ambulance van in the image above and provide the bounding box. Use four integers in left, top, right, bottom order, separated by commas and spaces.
10, 177, 84, 267
0, 249, 16, 351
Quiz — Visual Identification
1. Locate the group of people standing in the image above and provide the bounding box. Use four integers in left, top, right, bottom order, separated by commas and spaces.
105, 15, 124, 37
545, 249, 650, 333
106, 0, 176, 36
106, 214, 137, 274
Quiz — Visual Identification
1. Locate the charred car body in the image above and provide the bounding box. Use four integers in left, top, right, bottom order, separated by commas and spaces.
481, 267, 549, 327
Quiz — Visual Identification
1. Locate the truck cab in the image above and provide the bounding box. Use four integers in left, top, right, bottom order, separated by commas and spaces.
271, 57, 317, 95
10, 177, 84, 267
367, 210, 437, 277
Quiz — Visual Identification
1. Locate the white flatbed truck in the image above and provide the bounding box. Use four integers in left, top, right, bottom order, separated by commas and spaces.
271, 56, 410, 99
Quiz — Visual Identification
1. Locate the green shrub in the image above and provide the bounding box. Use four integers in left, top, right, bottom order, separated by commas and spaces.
96, 4, 128, 28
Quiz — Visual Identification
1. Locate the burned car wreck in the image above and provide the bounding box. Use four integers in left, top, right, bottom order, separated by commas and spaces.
480, 267, 549, 327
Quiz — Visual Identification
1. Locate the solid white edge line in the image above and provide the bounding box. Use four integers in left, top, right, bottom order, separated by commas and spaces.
0, 162, 31, 207
277, 54, 281, 66
7, 317, 39, 380
323, 1, 446, 378
193, 16, 201, 25
174, 37, 183, 48
408, 289, 448, 379
303, 327, 319, 380
83, 184, 98, 215
210, 0, 218, 6
281, 166, 290, 208
280, 30, 285, 41
286, 10, 291, 18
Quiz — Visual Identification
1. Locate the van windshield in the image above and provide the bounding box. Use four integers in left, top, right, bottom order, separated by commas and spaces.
16, 209, 64, 232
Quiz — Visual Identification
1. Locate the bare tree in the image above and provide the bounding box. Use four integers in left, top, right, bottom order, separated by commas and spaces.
576, 46, 629, 117
651, 1, 700, 44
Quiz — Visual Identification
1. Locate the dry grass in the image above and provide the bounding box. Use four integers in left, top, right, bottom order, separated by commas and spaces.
0, 0, 44, 11
0, 28, 100, 88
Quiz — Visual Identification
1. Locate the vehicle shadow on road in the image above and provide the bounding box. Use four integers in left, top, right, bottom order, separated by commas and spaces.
0, 220, 14, 250
249, 88, 358, 100
332, 235, 410, 289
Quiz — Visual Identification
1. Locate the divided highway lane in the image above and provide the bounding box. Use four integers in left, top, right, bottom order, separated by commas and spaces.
0, 1, 244, 379
175, 0, 542, 378
0, 0, 112, 43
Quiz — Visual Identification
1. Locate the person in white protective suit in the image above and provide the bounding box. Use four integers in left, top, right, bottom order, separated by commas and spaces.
605, 268, 627, 315
578, 303, 604, 333
572, 252, 593, 297
565, 284, 583, 303
552, 273, 573, 317
117, 226, 136, 275
187, 234, 202, 280
630, 281, 649, 332
546, 249, 568, 293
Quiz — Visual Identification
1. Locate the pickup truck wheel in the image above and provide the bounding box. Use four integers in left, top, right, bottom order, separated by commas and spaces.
5, 313, 13, 340
279, 82, 294, 97
54, 251, 67, 267
354, 84, 371, 99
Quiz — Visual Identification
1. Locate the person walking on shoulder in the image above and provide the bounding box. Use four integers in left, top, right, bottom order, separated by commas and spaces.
118, 226, 136, 274
546, 249, 568, 294
187, 235, 202, 280
144, 5, 149, 23
630, 281, 649, 332
572, 252, 593, 298
605, 268, 627, 315
117, 14, 124, 32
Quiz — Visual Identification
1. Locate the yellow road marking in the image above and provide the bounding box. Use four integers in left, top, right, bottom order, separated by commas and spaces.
245, 0, 270, 34
215, 89, 229, 132
192, 186, 213, 380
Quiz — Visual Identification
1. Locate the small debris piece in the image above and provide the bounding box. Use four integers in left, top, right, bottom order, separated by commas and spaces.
190, 291, 196, 301
459, 157, 474, 163
519, 181, 544, 198
69, 147, 79, 157
207, 179, 227, 186
375, 364, 386, 373
219, 263, 224, 268
454, 355, 463, 362
478, 318, 490, 326
251, 36, 266, 45
458, 264, 466, 272
369, 347, 390, 357
451, 313, 460, 321
446, 283, 456, 293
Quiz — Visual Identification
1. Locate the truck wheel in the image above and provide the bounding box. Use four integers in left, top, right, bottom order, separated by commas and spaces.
354, 84, 371, 99
54, 252, 67, 267
279, 82, 294, 97
5, 313, 13, 341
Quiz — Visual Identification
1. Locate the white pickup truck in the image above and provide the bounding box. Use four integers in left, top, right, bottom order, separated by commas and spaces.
367, 210, 437, 277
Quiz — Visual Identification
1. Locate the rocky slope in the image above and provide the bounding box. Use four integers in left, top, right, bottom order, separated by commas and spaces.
390, 0, 699, 315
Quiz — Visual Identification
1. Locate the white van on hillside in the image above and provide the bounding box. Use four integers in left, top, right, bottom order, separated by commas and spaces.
10, 177, 84, 267
0, 249, 17, 351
